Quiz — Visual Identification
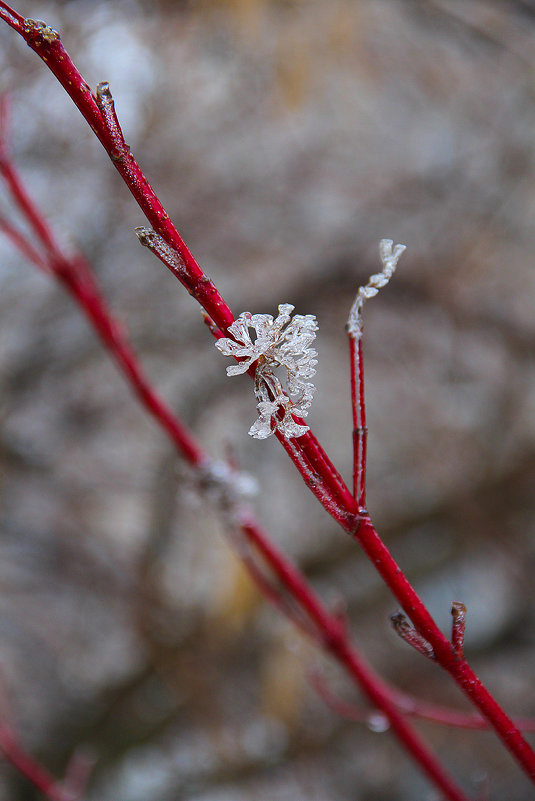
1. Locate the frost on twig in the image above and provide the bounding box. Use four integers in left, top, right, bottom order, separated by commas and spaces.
216, 303, 318, 439
135, 226, 187, 279
347, 239, 406, 340
451, 601, 467, 659
198, 458, 258, 510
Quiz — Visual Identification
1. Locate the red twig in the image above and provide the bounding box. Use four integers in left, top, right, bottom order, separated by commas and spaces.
61, 749, 96, 801
1, 2, 534, 786
451, 602, 467, 659
0, 116, 470, 801
348, 335, 368, 509
0, 215, 50, 273
309, 670, 535, 732
19, 13, 355, 527
0, 724, 74, 801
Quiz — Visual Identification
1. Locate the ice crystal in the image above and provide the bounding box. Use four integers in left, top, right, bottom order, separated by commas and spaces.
198, 459, 258, 509
24, 19, 60, 43
216, 304, 318, 439
347, 239, 406, 339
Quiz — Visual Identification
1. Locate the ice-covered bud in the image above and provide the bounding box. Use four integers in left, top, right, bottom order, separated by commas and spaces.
216, 304, 318, 440
198, 459, 258, 506
215, 304, 295, 376
24, 19, 60, 43
347, 239, 406, 339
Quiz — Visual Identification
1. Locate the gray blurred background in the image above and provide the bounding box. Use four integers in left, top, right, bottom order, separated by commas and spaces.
1, 0, 535, 798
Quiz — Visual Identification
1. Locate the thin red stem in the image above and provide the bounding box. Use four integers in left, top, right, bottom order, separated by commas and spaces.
0, 2, 23, 32
0, 215, 51, 273
237, 548, 319, 640
351, 514, 535, 778
391, 612, 436, 660
20, 19, 233, 336
240, 517, 470, 801
0, 160, 59, 259
275, 428, 356, 527
61, 266, 205, 466
3, 15, 354, 524
0, 143, 203, 467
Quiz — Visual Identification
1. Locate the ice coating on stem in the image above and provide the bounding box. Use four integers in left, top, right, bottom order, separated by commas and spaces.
24, 19, 60, 43
96, 81, 129, 161
199, 458, 258, 503
347, 239, 406, 339
216, 303, 318, 439
282, 435, 350, 521
135, 226, 186, 277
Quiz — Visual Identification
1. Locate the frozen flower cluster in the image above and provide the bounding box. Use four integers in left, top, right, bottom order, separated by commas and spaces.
347, 239, 406, 339
216, 303, 318, 439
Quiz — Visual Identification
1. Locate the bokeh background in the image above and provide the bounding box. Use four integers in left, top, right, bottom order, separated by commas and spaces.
1, 1, 535, 798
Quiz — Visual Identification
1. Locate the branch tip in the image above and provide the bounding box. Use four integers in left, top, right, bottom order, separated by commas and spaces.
391, 612, 436, 660
347, 238, 406, 339
24, 18, 60, 43
96, 80, 112, 101
135, 225, 153, 247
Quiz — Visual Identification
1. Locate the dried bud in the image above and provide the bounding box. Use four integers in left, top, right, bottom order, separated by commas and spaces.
24, 19, 60, 43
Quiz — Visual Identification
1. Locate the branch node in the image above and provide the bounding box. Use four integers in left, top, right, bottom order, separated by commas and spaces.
391, 612, 436, 661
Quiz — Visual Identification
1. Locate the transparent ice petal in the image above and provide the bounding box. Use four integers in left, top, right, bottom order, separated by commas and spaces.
347, 238, 406, 338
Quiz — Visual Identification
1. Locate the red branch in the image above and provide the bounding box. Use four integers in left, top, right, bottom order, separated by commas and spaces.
1, 1, 535, 790
0, 102, 470, 801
